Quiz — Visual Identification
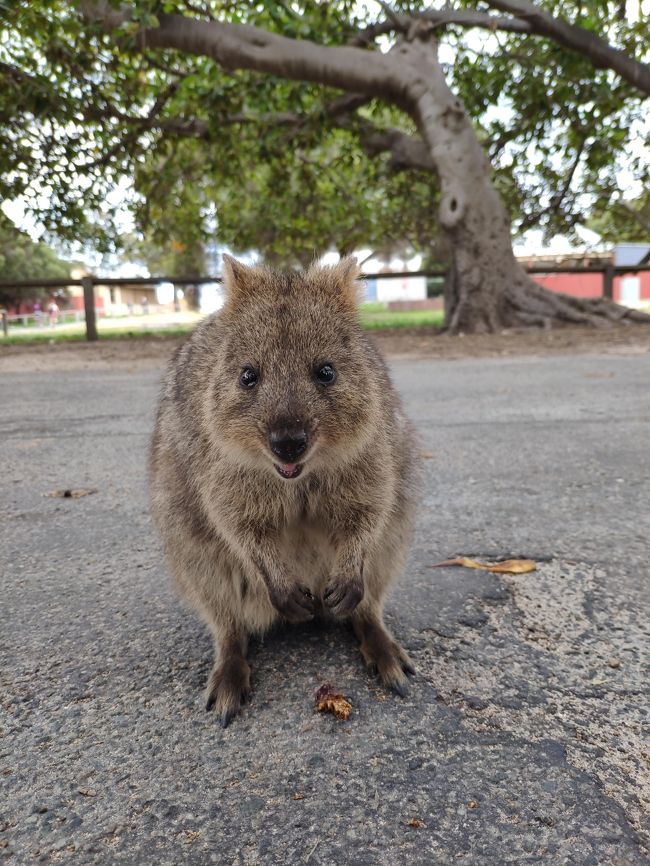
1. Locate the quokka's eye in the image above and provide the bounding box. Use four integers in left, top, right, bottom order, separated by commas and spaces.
315, 363, 336, 385
240, 367, 259, 389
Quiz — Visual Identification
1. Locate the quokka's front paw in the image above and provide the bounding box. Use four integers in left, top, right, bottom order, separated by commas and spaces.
267, 582, 315, 623
205, 656, 251, 728
324, 574, 364, 618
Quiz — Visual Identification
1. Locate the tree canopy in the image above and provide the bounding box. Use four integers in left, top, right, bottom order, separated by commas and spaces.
587, 191, 650, 244
1, 1, 649, 331
1, 1, 648, 264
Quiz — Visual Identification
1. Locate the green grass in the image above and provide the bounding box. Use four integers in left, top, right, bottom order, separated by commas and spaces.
359, 308, 444, 329
1, 308, 444, 345
358, 301, 387, 313
98, 325, 195, 340
0, 324, 195, 345
1, 330, 89, 345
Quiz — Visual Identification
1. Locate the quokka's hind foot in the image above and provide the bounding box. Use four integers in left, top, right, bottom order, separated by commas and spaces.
205, 638, 251, 727
353, 611, 416, 697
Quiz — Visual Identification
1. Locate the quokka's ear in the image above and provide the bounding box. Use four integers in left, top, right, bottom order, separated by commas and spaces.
313, 255, 364, 307
221, 254, 259, 306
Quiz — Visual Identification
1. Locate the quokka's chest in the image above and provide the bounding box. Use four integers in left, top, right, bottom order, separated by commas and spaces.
276, 517, 336, 590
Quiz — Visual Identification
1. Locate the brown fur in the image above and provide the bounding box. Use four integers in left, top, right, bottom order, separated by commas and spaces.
150, 257, 418, 725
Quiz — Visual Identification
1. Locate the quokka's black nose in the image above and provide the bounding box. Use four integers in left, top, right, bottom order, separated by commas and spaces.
269, 429, 308, 463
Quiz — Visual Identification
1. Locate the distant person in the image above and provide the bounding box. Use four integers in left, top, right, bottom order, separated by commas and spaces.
47, 300, 59, 327
127, 300, 134, 315
33, 300, 43, 325
141, 297, 149, 315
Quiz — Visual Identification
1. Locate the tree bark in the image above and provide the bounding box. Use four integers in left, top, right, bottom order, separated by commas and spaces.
397, 35, 650, 332
83, 4, 650, 332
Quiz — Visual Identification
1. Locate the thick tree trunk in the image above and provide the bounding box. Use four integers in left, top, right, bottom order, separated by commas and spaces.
401, 36, 649, 332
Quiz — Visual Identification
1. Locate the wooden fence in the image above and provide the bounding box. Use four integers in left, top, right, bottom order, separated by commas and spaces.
2, 264, 650, 341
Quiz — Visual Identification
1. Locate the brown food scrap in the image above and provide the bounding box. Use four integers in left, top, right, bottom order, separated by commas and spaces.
407, 817, 423, 828
468, 800, 477, 809
430, 556, 536, 574
315, 683, 352, 721
292, 793, 305, 801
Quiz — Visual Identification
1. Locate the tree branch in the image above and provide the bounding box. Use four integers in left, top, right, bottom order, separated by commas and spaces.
350, 8, 531, 45
518, 135, 586, 231
81, 2, 414, 107
355, 124, 434, 172
484, 0, 650, 96
81, 89, 432, 181
355, 2, 650, 97
82, 89, 370, 138
0, 60, 59, 98
619, 200, 650, 234
412, 8, 531, 35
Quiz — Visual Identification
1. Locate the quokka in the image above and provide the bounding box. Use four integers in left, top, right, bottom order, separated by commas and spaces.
150, 256, 418, 726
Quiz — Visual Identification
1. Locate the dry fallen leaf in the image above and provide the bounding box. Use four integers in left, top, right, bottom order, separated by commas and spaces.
46, 488, 98, 499
420, 451, 435, 459
77, 787, 97, 797
292, 793, 305, 801
430, 557, 536, 574
315, 683, 352, 721
407, 817, 423, 828
182, 830, 200, 844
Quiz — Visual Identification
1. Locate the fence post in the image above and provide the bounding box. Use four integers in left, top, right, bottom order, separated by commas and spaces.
82, 276, 98, 342
603, 263, 615, 301
1, 310, 7, 337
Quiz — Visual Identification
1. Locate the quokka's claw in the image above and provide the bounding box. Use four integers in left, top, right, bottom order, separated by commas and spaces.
268, 582, 316, 623
220, 708, 236, 728
323, 575, 364, 618
390, 679, 409, 698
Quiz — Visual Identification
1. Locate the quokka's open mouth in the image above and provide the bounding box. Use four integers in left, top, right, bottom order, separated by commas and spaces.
275, 462, 303, 479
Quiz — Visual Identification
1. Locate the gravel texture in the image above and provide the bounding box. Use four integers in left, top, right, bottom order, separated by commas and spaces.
1, 349, 649, 864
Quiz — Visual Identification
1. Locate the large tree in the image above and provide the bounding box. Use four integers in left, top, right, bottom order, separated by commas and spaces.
1, 1, 649, 331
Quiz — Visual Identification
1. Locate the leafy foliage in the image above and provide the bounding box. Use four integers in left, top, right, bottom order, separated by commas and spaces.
587, 192, 650, 243
0, 212, 70, 307
447, 0, 649, 242
0, 1, 648, 266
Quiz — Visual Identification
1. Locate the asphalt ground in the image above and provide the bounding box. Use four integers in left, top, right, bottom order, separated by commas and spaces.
1, 349, 649, 864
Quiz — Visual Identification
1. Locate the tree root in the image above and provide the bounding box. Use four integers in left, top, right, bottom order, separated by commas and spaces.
508, 280, 650, 329
444, 273, 650, 334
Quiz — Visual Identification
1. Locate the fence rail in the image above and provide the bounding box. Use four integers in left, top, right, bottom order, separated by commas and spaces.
2, 263, 650, 341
